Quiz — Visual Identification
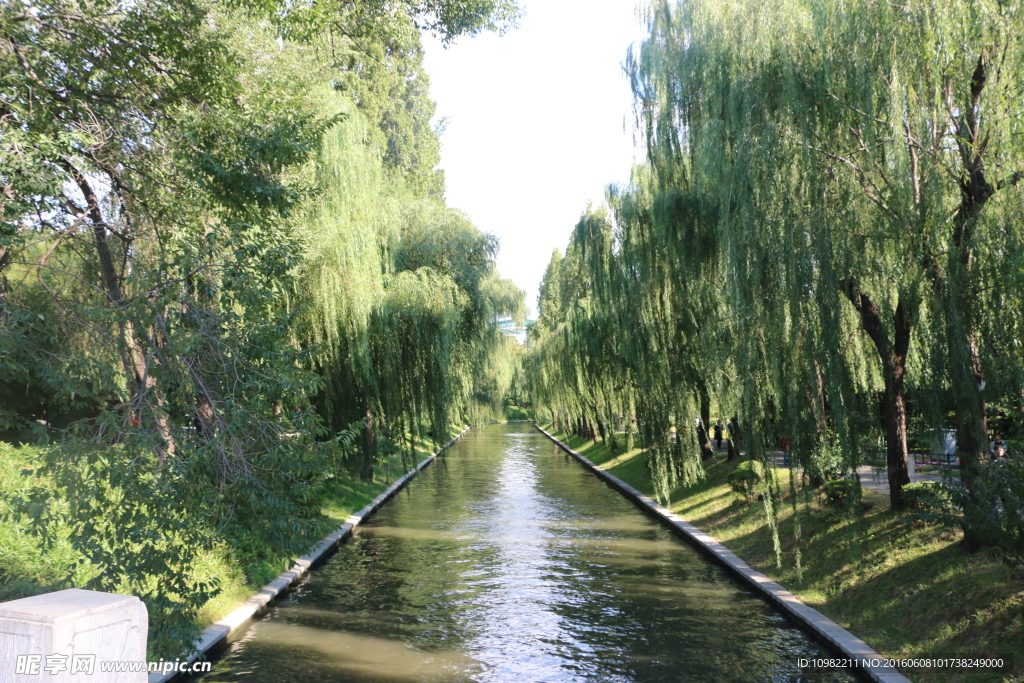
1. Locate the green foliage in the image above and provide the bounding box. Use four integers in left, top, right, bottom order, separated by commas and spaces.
728, 460, 767, 501
945, 460, 1024, 565
14, 446, 219, 658
242, 0, 521, 44
820, 479, 861, 511
806, 433, 847, 487
299, 102, 524, 457
627, 0, 1024, 521
504, 404, 530, 421
1, 0, 525, 659
526, 205, 709, 503
901, 482, 951, 515
0, 444, 79, 601
529, 0, 1024, 564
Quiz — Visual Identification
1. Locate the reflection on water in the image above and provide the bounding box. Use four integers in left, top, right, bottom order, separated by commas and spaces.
191, 425, 857, 683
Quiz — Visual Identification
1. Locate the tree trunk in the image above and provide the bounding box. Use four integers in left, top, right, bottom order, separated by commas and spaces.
696, 419, 715, 460
65, 161, 176, 465
0, 247, 9, 314
195, 392, 216, 440
697, 380, 715, 459
883, 370, 911, 510
953, 331, 987, 552
727, 416, 742, 460
698, 384, 711, 436
947, 276, 988, 549
942, 52, 994, 549
842, 282, 912, 510
361, 410, 375, 481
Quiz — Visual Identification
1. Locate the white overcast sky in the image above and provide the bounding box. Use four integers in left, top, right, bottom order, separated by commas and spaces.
422, 0, 649, 316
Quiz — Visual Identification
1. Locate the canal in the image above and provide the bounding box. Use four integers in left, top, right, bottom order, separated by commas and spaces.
191, 424, 856, 682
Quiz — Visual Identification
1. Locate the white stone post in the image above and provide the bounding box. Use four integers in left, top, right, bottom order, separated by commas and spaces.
0, 589, 147, 683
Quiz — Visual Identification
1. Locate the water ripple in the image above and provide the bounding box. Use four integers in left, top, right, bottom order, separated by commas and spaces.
192, 425, 858, 683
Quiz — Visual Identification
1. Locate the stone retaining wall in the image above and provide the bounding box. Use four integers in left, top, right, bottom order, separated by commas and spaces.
534, 424, 910, 683
149, 426, 471, 683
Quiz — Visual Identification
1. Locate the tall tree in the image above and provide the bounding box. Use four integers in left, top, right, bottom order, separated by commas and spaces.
627, 0, 1024, 517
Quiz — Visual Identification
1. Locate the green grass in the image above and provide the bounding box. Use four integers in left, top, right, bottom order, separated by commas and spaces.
543, 425, 1024, 683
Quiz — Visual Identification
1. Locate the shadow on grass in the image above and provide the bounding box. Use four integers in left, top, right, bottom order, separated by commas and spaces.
825, 541, 1024, 683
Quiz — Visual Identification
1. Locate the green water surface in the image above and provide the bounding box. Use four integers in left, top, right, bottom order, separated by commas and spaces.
192, 424, 857, 682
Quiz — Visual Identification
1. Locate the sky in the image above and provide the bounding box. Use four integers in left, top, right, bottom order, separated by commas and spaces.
421, 0, 649, 317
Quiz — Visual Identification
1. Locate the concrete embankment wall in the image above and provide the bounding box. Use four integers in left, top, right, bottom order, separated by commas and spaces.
150, 427, 471, 683
534, 424, 910, 683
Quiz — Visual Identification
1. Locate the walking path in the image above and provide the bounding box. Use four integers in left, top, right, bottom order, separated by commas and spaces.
707, 442, 944, 495
853, 456, 943, 494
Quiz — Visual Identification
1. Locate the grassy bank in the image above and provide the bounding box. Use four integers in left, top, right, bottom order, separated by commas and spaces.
542, 425, 1024, 683
192, 452, 417, 629
0, 432, 456, 650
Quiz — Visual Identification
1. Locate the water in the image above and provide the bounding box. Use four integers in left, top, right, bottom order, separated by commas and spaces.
192, 425, 857, 682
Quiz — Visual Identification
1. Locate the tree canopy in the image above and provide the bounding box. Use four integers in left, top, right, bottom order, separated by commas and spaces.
1, 0, 524, 655
526, 0, 1024, 561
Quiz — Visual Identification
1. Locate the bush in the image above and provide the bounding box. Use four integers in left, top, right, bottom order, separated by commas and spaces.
0, 443, 80, 601
504, 405, 530, 421
807, 432, 846, 486
12, 443, 222, 658
901, 481, 950, 513
948, 459, 1024, 565
728, 460, 766, 500
821, 478, 860, 510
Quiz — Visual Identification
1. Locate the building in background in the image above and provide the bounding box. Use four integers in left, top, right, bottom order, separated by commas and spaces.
496, 317, 531, 345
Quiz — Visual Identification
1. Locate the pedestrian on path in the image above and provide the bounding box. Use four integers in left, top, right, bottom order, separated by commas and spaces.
726, 417, 741, 460
714, 422, 723, 449
780, 434, 789, 466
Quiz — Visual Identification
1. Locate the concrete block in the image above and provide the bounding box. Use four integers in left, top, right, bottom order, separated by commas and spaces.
0, 589, 147, 683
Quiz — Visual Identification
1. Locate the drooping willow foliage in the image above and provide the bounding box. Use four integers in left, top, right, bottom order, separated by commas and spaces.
528, 200, 710, 504
528, 0, 1024, 555
301, 119, 526, 468
0, 0, 523, 654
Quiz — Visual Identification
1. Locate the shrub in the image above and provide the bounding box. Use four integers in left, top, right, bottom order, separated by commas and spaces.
807, 432, 846, 487
504, 405, 530, 421
948, 459, 1024, 565
901, 481, 950, 513
0, 443, 80, 601
821, 478, 860, 510
728, 460, 766, 500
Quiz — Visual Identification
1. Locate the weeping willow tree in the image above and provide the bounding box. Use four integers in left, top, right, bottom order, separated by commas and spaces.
527, 195, 715, 503
296, 83, 525, 475
623, 0, 1024, 524
531, 0, 1024, 562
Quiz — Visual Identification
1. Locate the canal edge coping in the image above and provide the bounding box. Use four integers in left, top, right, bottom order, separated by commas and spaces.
149, 426, 472, 683
534, 424, 911, 683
